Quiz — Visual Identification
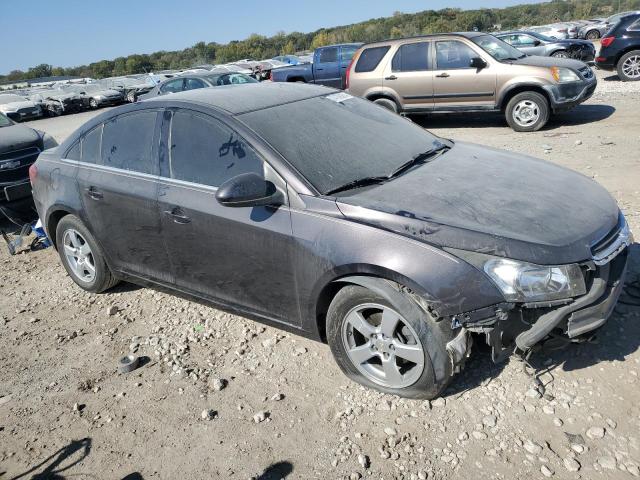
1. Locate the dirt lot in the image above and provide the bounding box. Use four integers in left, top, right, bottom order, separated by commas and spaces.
1, 69, 640, 480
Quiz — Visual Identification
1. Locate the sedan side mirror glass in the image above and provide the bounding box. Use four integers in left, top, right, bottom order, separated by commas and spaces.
216, 172, 284, 208
469, 57, 487, 69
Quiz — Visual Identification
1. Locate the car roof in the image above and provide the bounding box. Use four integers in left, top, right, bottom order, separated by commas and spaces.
360, 31, 486, 48
144, 81, 331, 115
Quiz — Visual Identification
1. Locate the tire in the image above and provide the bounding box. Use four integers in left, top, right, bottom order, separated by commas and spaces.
55, 215, 119, 293
126, 91, 136, 103
551, 50, 568, 58
326, 284, 455, 399
617, 50, 640, 82
89, 98, 98, 109
373, 97, 398, 113
505, 91, 550, 132
586, 30, 600, 40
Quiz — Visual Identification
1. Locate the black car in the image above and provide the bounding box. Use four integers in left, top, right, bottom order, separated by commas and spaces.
31, 83, 631, 399
138, 72, 257, 100
0, 112, 57, 214
495, 31, 596, 61
596, 13, 640, 81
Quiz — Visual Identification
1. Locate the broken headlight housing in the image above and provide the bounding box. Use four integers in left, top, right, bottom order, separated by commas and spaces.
483, 258, 586, 302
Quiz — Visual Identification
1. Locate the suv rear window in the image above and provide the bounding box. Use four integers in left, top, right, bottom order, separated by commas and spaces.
355, 46, 390, 73
392, 42, 430, 72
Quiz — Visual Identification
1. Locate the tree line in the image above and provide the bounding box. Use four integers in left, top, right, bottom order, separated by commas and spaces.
2, 0, 639, 84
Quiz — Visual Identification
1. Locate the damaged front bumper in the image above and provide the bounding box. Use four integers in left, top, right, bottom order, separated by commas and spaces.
450, 247, 629, 363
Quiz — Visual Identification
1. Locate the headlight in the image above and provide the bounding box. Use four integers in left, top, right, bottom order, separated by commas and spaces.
551, 66, 581, 83
483, 258, 586, 302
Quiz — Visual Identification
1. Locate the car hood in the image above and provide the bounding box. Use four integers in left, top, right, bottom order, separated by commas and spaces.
0, 100, 37, 110
0, 123, 42, 154
511, 55, 587, 69
335, 142, 619, 265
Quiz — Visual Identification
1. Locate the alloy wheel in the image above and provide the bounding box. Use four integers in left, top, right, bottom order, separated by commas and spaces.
63, 229, 96, 283
512, 100, 540, 128
622, 55, 640, 80
341, 303, 425, 388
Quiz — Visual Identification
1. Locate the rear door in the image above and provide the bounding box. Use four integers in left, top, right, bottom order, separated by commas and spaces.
156, 108, 299, 324
313, 46, 341, 88
75, 109, 172, 282
383, 41, 434, 111
432, 39, 497, 110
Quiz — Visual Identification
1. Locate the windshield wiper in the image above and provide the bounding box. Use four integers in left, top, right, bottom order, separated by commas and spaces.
324, 176, 389, 196
387, 142, 451, 179
324, 142, 451, 196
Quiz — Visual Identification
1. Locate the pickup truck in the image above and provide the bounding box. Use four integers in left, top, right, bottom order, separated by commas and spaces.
271, 43, 362, 89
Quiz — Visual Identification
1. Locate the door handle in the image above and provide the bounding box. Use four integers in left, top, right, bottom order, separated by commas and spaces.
436, 73, 450, 78
316, 68, 324, 71
85, 186, 103, 200
163, 207, 191, 224
385, 75, 397, 80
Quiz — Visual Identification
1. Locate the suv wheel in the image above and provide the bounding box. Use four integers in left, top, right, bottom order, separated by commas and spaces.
586, 30, 600, 40
617, 51, 640, 82
373, 97, 398, 114
56, 215, 119, 293
326, 285, 453, 399
505, 91, 550, 132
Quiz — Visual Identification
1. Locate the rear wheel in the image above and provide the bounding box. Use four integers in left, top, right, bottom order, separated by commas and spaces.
56, 215, 119, 293
505, 91, 550, 132
372, 97, 398, 114
326, 285, 454, 399
586, 30, 600, 40
617, 51, 640, 82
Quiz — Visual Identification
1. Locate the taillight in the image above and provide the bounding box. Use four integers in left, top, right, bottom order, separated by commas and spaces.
345, 56, 356, 90
601, 36, 615, 47
29, 164, 38, 185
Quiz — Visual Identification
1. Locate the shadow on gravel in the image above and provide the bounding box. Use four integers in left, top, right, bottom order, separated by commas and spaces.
256, 461, 293, 479
9, 437, 92, 480
409, 103, 615, 131
603, 74, 621, 81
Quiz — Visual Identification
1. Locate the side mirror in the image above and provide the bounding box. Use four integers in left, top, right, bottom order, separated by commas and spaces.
216, 172, 284, 208
470, 57, 487, 69
533, 40, 542, 46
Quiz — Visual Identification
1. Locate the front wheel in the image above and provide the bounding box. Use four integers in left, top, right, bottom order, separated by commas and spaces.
617, 50, 640, 82
326, 285, 454, 399
505, 91, 550, 132
56, 215, 120, 293
551, 50, 568, 58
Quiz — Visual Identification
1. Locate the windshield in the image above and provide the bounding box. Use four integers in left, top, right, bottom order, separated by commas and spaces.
0, 112, 13, 127
0, 94, 25, 104
527, 31, 556, 42
472, 34, 525, 61
239, 94, 442, 195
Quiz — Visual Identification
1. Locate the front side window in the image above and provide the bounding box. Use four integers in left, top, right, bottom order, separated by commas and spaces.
169, 110, 264, 187
161, 79, 184, 94
319, 47, 338, 63
355, 46, 390, 72
66, 141, 81, 160
185, 78, 205, 90
435, 40, 478, 69
101, 111, 157, 174
392, 42, 430, 72
77, 125, 102, 164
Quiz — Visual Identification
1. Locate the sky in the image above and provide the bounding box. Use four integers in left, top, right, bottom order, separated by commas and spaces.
0, 0, 545, 74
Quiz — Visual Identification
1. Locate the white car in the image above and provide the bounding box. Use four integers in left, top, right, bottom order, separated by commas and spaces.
0, 94, 42, 122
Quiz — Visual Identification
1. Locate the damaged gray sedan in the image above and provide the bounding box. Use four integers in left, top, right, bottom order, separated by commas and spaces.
32, 83, 631, 399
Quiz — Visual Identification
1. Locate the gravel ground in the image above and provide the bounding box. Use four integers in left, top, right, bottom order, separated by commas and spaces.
1, 68, 639, 480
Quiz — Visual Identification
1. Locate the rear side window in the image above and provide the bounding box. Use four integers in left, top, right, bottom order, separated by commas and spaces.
185, 78, 205, 90
629, 18, 640, 31
160, 79, 184, 94
392, 42, 430, 72
101, 111, 158, 174
81, 125, 102, 164
66, 141, 81, 160
340, 45, 359, 62
169, 110, 264, 187
355, 46, 390, 73
318, 47, 338, 63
